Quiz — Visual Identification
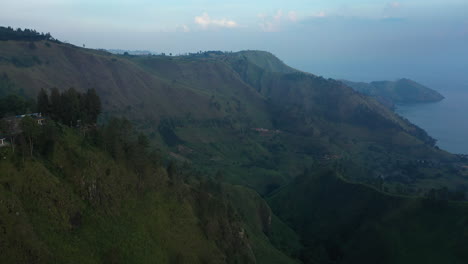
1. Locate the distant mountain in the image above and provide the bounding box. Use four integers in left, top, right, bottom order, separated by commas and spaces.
106, 49, 156, 56
342, 78, 444, 108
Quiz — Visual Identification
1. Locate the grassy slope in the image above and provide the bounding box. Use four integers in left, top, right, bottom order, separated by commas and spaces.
0, 126, 297, 264
268, 169, 468, 264
223, 52, 465, 193
0, 40, 466, 196
0, 40, 269, 127
226, 185, 302, 263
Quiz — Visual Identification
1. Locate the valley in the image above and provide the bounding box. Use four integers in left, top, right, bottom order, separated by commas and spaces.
1, 29, 468, 263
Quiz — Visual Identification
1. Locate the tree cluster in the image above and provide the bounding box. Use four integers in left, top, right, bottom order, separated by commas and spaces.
37, 88, 101, 126
0, 94, 36, 118
88, 117, 159, 189
0, 116, 60, 159
0, 26, 56, 42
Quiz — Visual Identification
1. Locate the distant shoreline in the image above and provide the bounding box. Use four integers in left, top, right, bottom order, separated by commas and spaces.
396, 89, 468, 154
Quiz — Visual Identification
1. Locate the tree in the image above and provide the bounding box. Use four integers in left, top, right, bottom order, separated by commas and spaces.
167, 161, 179, 184
49, 88, 61, 121
0, 26, 55, 41
37, 120, 59, 157
102, 118, 133, 160
84, 88, 101, 124
61, 88, 80, 126
137, 133, 149, 150
37, 88, 49, 115
20, 116, 40, 157
0, 118, 17, 153
46, 87, 101, 126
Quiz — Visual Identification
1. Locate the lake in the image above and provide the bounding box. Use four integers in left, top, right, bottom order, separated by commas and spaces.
396, 89, 468, 154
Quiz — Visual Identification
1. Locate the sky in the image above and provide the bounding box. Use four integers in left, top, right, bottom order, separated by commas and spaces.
1, 0, 468, 88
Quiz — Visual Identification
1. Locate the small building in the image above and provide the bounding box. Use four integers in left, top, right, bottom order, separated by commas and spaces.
0, 137, 6, 148
37, 117, 45, 125
0, 113, 47, 142
16, 113, 45, 125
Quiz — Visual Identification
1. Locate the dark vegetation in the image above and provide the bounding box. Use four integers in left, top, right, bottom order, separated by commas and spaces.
0, 26, 56, 42
0, 94, 35, 117
37, 87, 101, 126
269, 169, 468, 264
0, 93, 298, 263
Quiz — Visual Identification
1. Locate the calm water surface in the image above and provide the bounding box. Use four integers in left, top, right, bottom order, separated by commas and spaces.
396, 89, 468, 154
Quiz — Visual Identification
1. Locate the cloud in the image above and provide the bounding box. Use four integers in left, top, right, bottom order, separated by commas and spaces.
194, 13, 238, 29
258, 10, 298, 32
176, 24, 190, 33
288, 11, 298, 22
388, 2, 401, 9
274, 10, 284, 21
384, 2, 402, 13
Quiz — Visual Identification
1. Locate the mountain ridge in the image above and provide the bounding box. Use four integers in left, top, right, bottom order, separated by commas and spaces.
0, 39, 464, 196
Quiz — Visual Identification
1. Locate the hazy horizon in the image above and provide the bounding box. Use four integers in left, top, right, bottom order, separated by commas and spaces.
2, 0, 467, 88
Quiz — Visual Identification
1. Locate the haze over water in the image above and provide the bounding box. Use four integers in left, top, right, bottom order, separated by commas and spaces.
395, 86, 468, 154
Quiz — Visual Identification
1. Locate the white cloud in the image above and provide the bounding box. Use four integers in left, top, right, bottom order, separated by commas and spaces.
258, 10, 298, 32
274, 10, 284, 21
194, 13, 238, 29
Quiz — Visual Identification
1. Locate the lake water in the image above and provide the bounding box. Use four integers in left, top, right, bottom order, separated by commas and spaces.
396, 89, 468, 154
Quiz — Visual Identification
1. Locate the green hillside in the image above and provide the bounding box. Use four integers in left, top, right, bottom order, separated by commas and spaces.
228, 50, 297, 74
0, 39, 466, 196
0, 119, 298, 264
269, 169, 468, 264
